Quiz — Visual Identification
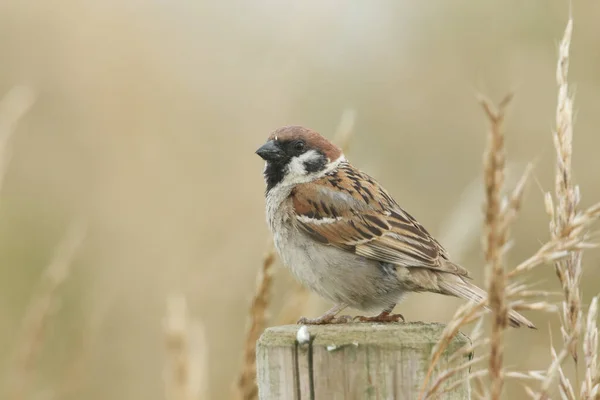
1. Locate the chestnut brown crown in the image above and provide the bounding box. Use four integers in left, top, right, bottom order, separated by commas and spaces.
267, 126, 342, 161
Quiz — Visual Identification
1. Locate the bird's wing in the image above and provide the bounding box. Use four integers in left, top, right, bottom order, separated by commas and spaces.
290, 163, 470, 278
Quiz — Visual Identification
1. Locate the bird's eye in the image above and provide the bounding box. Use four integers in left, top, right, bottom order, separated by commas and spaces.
294, 141, 305, 152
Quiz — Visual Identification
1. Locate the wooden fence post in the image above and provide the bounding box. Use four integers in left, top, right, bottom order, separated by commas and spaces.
256, 322, 471, 400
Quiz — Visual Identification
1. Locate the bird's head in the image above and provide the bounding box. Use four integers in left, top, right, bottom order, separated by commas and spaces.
256, 126, 344, 192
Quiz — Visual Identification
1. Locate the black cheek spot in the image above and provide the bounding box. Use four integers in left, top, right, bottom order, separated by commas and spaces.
303, 156, 327, 173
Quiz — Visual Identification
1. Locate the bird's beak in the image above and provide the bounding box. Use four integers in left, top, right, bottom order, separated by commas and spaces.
255, 140, 284, 162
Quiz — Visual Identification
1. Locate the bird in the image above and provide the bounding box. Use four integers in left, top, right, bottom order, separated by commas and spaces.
255, 125, 535, 328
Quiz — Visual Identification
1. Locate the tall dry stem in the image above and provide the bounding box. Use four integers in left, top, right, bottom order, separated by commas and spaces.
0, 86, 35, 192
421, 94, 538, 400
527, 16, 600, 398
480, 93, 513, 400
419, 13, 600, 400
421, 300, 487, 399
438, 162, 528, 263
581, 296, 599, 400
235, 246, 275, 400
164, 294, 208, 400
7, 222, 86, 400
550, 17, 582, 367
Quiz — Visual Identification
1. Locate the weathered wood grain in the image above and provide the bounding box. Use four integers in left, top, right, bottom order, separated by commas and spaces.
257, 322, 471, 400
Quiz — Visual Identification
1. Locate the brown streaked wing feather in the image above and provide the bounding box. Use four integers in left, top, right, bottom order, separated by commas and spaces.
290, 164, 471, 278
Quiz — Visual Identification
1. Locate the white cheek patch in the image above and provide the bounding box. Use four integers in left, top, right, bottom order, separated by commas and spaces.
286, 154, 308, 177
283, 150, 322, 183
272, 153, 346, 191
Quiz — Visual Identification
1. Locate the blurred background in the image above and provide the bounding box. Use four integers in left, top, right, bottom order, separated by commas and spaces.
0, 1, 599, 399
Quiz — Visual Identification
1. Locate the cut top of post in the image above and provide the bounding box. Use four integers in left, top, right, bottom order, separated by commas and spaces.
256, 322, 471, 400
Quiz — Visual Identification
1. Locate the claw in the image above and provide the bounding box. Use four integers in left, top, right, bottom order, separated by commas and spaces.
353, 311, 405, 323
332, 315, 353, 324
296, 304, 349, 325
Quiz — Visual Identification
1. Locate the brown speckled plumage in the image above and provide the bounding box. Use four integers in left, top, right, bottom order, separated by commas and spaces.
291, 163, 470, 278
256, 126, 535, 328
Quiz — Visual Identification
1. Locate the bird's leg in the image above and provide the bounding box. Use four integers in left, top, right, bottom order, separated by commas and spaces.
297, 303, 351, 325
354, 304, 405, 323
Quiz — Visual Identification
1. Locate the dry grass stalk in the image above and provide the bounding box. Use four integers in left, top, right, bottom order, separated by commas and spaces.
54, 320, 94, 398
472, 374, 489, 399
425, 319, 487, 398
420, 300, 487, 399
448, 318, 486, 363
425, 95, 524, 400
57, 278, 125, 399
422, 94, 542, 399
164, 294, 208, 400
524, 385, 539, 399
443, 369, 490, 399
535, 329, 576, 400
509, 215, 599, 278
437, 161, 529, 266
0, 86, 35, 191
189, 319, 209, 399
550, 17, 583, 367
581, 296, 599, 399
501, 162, 533, 234
531, 19, 600, 397
480, 93, 513, 400
8, 221, 86, 400
554, 344, 577, 400
506, 370, 547, 382
421, 156, 599, 397
426, 356, 487, 398
235, 247, 275, 400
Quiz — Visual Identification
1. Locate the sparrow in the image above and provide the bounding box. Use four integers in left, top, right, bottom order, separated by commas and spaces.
256, 125, 535, 328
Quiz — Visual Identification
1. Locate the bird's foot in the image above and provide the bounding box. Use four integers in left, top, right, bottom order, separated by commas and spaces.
297, 314, 353, 325
353, 311, 405, 323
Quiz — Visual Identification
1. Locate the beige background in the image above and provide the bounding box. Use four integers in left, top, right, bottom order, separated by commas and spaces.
0, 1, 599, 399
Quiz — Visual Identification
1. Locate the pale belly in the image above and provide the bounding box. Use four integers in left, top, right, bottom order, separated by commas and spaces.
272, 220, 405, 312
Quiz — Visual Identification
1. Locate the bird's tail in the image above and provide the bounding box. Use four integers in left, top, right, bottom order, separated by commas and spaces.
438, 275, 536, 329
